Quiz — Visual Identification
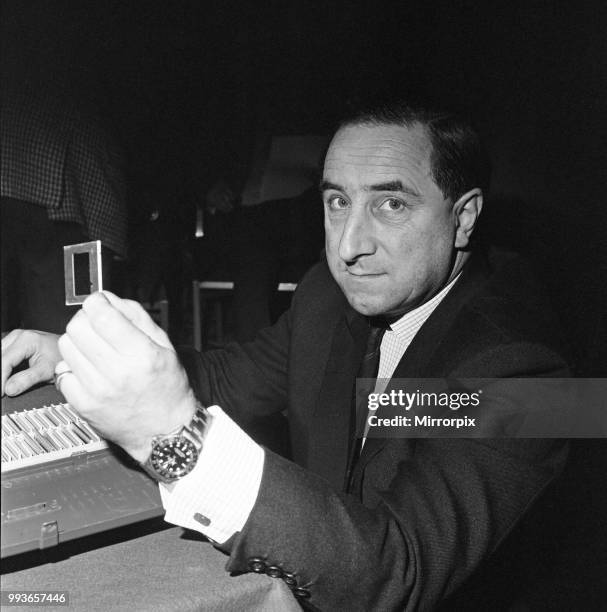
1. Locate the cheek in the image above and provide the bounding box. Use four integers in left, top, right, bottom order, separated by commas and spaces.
382, 232, 420, 274
403, 227, 455, 286
385, 224, 452, 282
324, 221, 341, 257
406, 216, 453, 257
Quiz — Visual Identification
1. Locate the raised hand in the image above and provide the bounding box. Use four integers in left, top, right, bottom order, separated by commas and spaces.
56, 292, 197, 463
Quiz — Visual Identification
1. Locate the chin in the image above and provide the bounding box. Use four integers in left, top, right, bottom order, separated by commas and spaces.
345, 293, 388, 317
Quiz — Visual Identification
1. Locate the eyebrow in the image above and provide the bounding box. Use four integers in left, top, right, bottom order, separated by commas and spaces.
319, 180, 342, 192
319, 179, 421, 198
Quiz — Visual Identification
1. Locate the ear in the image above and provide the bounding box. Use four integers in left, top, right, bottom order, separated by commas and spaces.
453, 188, 483, 248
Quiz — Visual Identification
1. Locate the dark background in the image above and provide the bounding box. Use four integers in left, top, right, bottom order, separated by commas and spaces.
2, 2, 606, 606
2, 0, 604, 373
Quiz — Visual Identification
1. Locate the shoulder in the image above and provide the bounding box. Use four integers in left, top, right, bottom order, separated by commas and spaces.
434, 250, 570, 376
291, 259, 348, 315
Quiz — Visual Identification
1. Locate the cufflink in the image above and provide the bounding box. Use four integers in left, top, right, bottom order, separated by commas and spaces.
193, 512, 211, 526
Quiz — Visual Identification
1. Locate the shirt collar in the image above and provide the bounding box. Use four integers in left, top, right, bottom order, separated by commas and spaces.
389, 273, 463, 344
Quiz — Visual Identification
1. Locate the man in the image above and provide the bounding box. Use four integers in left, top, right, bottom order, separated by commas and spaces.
1, 101, 569, 610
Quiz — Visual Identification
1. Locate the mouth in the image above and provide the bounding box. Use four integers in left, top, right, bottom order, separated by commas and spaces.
345, 270, 385, 279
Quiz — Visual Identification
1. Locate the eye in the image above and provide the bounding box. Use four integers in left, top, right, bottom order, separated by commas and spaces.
378, 197, 406, 212
326, 195, 349, 211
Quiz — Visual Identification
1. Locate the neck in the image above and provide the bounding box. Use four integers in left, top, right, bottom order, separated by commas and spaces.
447, 250, 471, 285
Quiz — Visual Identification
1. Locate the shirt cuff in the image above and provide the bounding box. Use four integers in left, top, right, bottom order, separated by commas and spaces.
159, 405, 264, 544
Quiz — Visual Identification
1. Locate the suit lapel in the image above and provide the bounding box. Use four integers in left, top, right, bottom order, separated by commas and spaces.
308, 307, 368, 491
392, 252, 491, 379
354, 252, 492, 477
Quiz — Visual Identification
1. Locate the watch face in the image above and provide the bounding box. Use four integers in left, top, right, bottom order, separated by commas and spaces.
149, 437, 199, 480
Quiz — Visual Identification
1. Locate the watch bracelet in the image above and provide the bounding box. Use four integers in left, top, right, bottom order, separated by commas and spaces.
141, 401, 209, 482
183, 401, 209, 447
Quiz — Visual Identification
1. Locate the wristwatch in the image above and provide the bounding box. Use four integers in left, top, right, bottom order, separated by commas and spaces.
141, 402, 209, 484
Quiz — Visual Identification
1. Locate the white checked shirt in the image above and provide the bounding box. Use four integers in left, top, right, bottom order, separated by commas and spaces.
161, 273, 462, 543
376, 273, 462, 388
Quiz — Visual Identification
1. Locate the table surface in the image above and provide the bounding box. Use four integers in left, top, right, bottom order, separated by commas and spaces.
1, 526, 300, 612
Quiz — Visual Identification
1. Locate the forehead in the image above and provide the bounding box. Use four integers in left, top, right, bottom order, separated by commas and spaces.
323, 122, 435, 189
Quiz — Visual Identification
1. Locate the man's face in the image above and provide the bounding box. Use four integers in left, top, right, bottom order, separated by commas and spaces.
322, 122, 461, 318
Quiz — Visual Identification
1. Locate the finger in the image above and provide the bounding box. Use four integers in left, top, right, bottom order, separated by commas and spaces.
100, 291, 156, 333
2, 330, 60, 396
1, 332, 50, 396
64, 308, 121, 374
54, 359, 72, 377
56, 366, 91, 421
53, 359, 72, 398
1, 328, 22, 352
58, 333, 110, 396
4, 366, 53, 397
2, 331, 25, 394
80, 292, 154, 355
99, 291, 173, 350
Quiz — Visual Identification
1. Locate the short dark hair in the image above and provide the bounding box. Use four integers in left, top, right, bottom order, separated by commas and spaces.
338, 100, 491, 202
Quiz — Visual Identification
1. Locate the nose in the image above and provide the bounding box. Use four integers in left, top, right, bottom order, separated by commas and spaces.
338, 206, 376, 263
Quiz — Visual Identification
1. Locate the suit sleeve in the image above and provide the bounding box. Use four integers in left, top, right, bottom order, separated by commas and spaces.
178, 303, 292, 426
223, 437, 566, 610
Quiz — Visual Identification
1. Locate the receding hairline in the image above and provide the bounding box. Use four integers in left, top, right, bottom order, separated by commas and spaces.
337, 108, 454, 135
326, 120, 437, 178
329, 107, 491, 202
327, 120, 434, 155
334, 117, 431, 135
329, 119, 436, 158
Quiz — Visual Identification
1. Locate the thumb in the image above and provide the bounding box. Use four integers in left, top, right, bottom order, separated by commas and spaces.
100, 291, 173, 350
5, 358, 55, 397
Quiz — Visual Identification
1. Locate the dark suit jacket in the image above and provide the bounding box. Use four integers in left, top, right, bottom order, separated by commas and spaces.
181, 249, 569, 611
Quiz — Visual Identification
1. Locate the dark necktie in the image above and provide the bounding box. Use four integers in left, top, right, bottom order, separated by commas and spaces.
359, 318, 388, 379
344, 318, 389, 491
